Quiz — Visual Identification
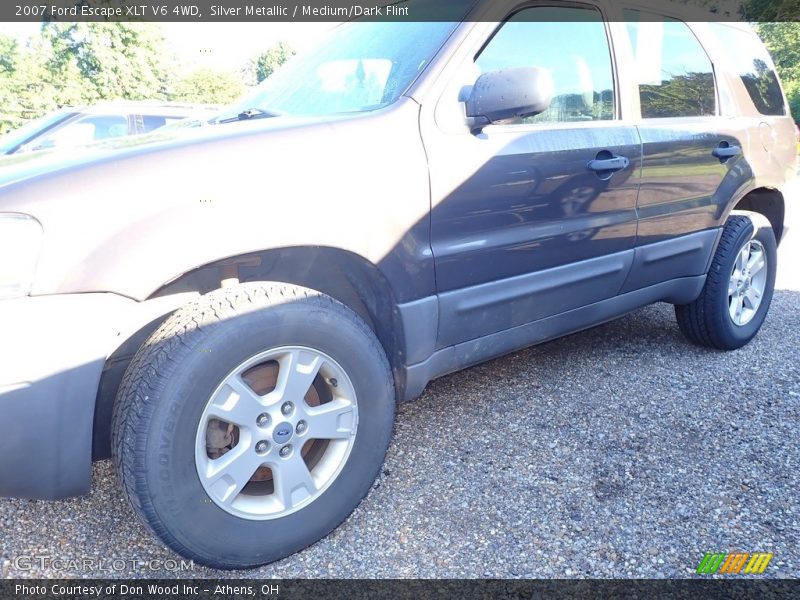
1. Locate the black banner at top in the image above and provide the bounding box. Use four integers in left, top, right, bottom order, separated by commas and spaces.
4, 0, 800, 22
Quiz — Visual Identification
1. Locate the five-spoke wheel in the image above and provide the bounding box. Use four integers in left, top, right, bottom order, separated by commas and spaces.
676, 212, 777, 350
727, 239, 767, 326
112, 283, 394, 569
196, 347, 358, 519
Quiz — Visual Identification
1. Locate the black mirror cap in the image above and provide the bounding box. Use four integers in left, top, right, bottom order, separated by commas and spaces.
465, 67, 554, 132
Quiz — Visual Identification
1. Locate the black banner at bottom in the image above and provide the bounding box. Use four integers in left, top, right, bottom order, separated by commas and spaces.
2, 579, 800, 600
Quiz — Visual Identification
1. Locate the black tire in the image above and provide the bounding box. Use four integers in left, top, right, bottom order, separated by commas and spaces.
675, 212, 777, 350
111, 283, 395, 569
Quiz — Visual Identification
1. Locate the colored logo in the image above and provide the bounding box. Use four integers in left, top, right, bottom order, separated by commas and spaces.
696, 552, 773, 575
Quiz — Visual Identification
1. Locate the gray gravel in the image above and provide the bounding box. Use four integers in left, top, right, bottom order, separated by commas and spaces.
2, 185, 799, 579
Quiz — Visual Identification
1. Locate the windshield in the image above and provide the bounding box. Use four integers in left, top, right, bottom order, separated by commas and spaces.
220, 21, 458, 120
0, 109, 75, 154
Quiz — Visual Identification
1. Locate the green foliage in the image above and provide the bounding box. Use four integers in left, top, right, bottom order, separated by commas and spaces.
0, 36, 64, 132
0, 23, 254, 135
0, 23, 176, 133
41, 23, 173, 102
783, 80, 800, 123
755, 23, 800, 121
0, 34, 17, 72
247, 42, 295, 85
755, 23, 800, 81
0, 35, 20, 132
171, 69, 245, 105
743, 0, 800, 21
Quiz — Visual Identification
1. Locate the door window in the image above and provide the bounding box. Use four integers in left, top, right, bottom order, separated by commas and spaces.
475, 6, 615, 124
625, 11, 717, 118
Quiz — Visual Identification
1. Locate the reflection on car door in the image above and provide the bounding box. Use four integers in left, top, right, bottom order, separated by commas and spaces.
425, 4, 642, 347
619, 12, 743, 292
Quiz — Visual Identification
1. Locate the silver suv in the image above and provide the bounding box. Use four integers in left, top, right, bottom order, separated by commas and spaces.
0, 4, 795, 569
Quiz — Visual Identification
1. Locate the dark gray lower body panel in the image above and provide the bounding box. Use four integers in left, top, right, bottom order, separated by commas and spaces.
432, 228, 720, 349
437, 250, 634, 347
0, 293, 136, 500
0, 363, 101, 499
396, 295, 439, 365
401, 275, 706, 401
620, 228, 721, 293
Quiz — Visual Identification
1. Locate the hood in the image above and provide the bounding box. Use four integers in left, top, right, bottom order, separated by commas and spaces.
0, 113, 347, 191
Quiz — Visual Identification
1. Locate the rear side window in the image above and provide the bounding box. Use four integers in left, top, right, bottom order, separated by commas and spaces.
475, 5, 615, 124
710, 24, 785, 116
625, 11, 716, 119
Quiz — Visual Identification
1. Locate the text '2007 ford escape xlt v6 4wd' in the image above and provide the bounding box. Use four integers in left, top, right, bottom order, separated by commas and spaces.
0, 1, 795, 569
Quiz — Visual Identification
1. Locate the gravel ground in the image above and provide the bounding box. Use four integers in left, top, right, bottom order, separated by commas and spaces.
2, 183, 799, 579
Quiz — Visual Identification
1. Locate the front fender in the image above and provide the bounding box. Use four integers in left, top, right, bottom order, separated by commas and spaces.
0, 99, 434, 303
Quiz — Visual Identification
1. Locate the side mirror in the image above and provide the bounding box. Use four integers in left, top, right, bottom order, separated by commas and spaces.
465, 67, 554, 132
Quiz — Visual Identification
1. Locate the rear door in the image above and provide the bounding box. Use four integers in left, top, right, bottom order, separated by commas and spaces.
424, 3, 642, 347
616, 9, 747, 291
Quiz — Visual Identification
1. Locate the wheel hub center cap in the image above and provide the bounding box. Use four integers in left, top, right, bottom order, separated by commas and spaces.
272, 422, 294, 444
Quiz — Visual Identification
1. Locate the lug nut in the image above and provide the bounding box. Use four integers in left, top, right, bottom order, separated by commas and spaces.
281, 402, 294, 416
255, 440, 270, 455
296, 420, 307, 434
256, 413, 270, 427
279, 445, 292, 458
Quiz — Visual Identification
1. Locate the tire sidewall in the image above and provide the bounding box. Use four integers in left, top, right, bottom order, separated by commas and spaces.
138, 299, 394, 567
710, 217, 777, 347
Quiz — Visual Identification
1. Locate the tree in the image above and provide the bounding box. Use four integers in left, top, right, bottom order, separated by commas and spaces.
743, 0, 800, 21
0, 35, 20, 132
0, 23, 177, 134
0, 34, 17, 73
171, 69, 245, 105
0, 35, 66, 133
782, 80, 800, 123
754, 23, 800, 81
246, 42, 295, 85
40, 22, 174, 103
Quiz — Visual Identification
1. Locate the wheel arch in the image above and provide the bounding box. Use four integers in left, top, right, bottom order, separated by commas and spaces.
92, 246, 410, 460
730, 186, 785, 244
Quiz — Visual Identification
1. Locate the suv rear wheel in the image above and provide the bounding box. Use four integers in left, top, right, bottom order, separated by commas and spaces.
111, 283, 394, 569
675, 212, 777, 350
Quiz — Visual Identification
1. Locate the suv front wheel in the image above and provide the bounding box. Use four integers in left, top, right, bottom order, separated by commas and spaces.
675, 212, 777, 350
111, 283, 395, 569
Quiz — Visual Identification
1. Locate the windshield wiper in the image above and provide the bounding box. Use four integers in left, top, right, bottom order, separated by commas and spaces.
215, 108, 283, 124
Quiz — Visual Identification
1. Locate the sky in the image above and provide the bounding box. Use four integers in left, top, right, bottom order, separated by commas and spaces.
0, 22, 337, 72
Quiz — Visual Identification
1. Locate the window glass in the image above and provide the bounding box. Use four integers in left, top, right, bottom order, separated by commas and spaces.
221, 20, 458, 118
710, 24, 785, 116
29, 115, 128, 151
625, 11, 716, 118
140, 115, 166, 133
0, 109, 73, 154
475, 6, 615, 124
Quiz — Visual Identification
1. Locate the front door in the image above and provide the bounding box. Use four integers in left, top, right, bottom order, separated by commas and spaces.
424, 4, 642, 347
